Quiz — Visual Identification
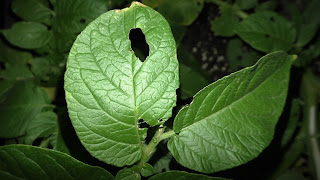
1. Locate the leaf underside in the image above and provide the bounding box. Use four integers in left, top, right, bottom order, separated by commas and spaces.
168, 51, 295, 173
64, 2, 179, 167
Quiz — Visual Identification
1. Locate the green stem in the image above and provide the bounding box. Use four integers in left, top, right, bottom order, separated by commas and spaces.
39, 137, 50, 148
136, 128, 175, 172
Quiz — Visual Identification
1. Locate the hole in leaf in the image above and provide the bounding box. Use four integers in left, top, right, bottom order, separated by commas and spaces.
265, 34, 270, 38
138, 119, 150, 128
237, 55, 242, 61
158, 119, 164, 123
80, 19, 86, 24
129, 28, 149, 62
162, 168, 166, 172
47, 26, 52, 31
197, 1, 201, 6
270, 16, 275, 22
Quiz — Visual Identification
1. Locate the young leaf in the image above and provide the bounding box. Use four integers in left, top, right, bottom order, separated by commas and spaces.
168, 51, 296, 173
64, 2, 179, 167
235, 11, 296, 52
11, 0, 52, 24
153, 153, 172, 173
115, 167, 141, 180
149, 171, 227, 180
141, 163, 155, 177
0, 81, 51, 138
0, 145, 114, 180
2, 21, 52, 49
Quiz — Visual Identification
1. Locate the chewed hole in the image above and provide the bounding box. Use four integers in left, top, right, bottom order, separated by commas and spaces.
138, 119, 150, 128
158, 119, 164, 123
129, 28, 149, 62
265, 34, 270, 38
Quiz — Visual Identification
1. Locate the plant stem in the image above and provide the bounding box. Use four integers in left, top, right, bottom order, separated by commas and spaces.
135, 128, 175, 172
39, 137, 50, 148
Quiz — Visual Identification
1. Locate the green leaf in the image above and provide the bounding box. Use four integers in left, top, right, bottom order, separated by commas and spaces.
236, 0, 258, 10
12, 0, 52, 24
149, 171, 227, 180
52, 0, 109, 34
0, 39, 32, 65
0, 64, 34, 81
25, 111, 58, 145
141, 163, 155, 177
168, 52, 296, 173
179, 63, 210, 99
2, 21, 52, 49
0, 81, 14, 103
0, 81, 51, 138
153, 153, 172, 173
64, 2, 179, 167
115, 167, 141, 180
0, 145, 114, 180
254, 0, 277, 12
211, 6, 240, 37
50, 129, 71, 155
235, 11, 296, 52
156, 0, 204, 26
226, 38, 261, 72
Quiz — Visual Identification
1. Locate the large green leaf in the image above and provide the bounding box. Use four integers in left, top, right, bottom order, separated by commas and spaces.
2, 22, 52, 49
235, 11, 296, 52
64, 2, 179, 167
168, 52, 296, 173
0, 145, 113, 180
12, 0, 52, 24
52, 0, 109, 34
0, 81, 51, 138
149, 171, 226, 180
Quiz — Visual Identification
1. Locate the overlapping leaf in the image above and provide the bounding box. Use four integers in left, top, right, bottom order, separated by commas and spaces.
64, 2, 179, 167
235, 11, 296, 52
149, 171, 226, 180
168, 52, 296, 173
0, 145, 113, 180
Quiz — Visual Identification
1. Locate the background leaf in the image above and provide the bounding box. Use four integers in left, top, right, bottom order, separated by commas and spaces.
149, 171, 227, 180
11, 0, 52, 24
0, 145, 114, 180
115, 167, 141, 180
168, 52, 296, 173
2, 21, 52, 49
235, 11, 296, 52
64, 2, 179, 167
0, 81, 51, 138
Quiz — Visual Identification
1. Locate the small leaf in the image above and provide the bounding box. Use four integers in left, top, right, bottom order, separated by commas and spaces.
156, 0, 204, 26
141, 163, 155, 177
25, 111, 58, 145
149, 171, 227, 180
0, 145, 114, 180
0, 81, 50, 138
64, 2, 179, 167
12, 0, 52, 24
115, 167, 141, 180
0, 39, 32, 65
2, 21, 52, 49
153, 153, 172, 173
226, 38, 261, 71
168, 52, 296, 173
52, 0, 109, 34
235, 11, 296, 52
50, 129, 71, 155
0, 64, 34, 81
211, 6, 240, 37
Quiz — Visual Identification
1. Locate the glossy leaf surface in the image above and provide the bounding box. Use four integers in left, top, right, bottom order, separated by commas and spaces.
168, 52, 295, 173
64, 2, 179, 167
0, 145, 113, 180
235, 12, 296, 52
